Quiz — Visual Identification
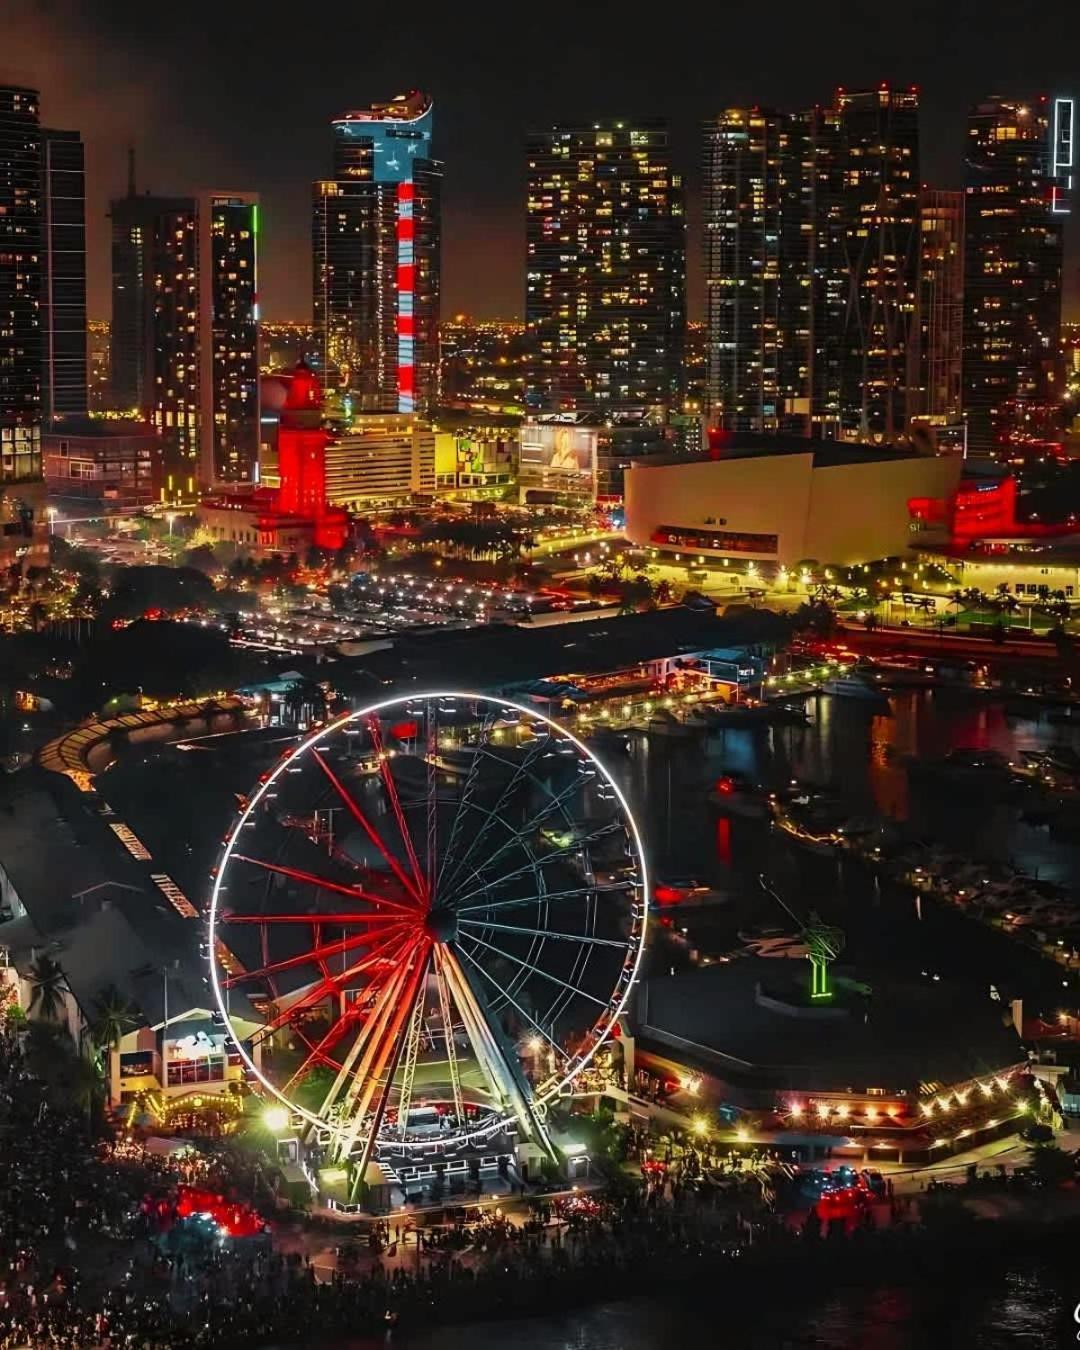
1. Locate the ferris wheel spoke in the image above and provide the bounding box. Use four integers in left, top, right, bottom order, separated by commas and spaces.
365, 714, 426, 898
449, 821, 623, 909
454, 942, 570, 1061
222, 921, 410, 988
445, 772, 586, 903
458, 918, 624, 948
456, 882, 628, 916
458, 931, 610, 1009
231, 854, 418, 916
311, 749, 424, 905
282, 1003, 367, 1096
246, 928, 415, 1039
438, 732, 553, 896
434, 710, 496, 895
425, 709, 438, 899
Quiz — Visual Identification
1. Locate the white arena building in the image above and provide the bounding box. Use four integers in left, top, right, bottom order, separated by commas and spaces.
624, 440, 962, 570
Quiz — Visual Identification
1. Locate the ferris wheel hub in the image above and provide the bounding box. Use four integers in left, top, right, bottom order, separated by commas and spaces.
424, 905, 459, 944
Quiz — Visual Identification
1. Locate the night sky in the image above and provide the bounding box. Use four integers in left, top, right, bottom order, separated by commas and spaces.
6, 0, 1079, 322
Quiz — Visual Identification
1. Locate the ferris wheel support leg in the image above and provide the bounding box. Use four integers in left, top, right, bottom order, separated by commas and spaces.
433, 948, 465, 1128
441, 948, 558, 1165
394, 959, 431, 1140
332, 945, 427, 1158
316, 954, 416, 1137
340, 951, 431, 1201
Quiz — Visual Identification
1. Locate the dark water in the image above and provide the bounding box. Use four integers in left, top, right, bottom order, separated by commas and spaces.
98, 690, 1080, 1348
605, 688, 1080, 1017
401, 1275, 1071, 1350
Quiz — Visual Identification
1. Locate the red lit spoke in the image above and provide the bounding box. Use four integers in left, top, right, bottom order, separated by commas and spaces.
312, 749, 424, 906
283, 1003, 368, 1095
240, 927, 414, 1025
366, 715, 425, 900
233, 854, 418, 916
223, 921, 409, 987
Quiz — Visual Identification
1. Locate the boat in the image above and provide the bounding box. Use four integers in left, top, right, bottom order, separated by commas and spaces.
821, 672, 892, 706
770, 703, 813, 726
708, 771, 770, 819
645, 709, 696, 739
701, 702, 773, 728
652, 876, 731, 908
906, 747, 1017, 795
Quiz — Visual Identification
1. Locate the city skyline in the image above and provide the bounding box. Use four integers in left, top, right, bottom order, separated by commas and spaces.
4, 0, 1079, 323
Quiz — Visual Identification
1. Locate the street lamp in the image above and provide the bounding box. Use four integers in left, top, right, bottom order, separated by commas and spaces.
165, 512, 176, 537
46, 507, 56, 536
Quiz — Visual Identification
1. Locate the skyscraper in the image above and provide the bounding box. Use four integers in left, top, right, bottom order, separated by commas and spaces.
703, 86, 920, 443
109, 183, 260, 488
40, 127, 87, 420
196, 192, 259, 486
1, 86, 42, 464
0, 86, 48, 572
962, 95, 1073, 453
704, 108, 815, 434
913, 190, 964, 425
313, 91, 441, 416
525, 119, 686, 417
815, 88, 921, 442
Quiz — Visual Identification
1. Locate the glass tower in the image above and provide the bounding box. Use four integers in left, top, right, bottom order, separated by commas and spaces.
41, 127, 87, 420
313, 91, 441, 416
525, 119, 686, 417
962, 95, 1071, 453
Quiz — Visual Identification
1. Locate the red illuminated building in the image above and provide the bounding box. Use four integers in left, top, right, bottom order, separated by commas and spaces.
197, 362, 348, 554
909, 469, 1074, 549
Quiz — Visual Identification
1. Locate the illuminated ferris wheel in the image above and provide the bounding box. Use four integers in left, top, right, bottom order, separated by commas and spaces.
208, 693, 648, 1189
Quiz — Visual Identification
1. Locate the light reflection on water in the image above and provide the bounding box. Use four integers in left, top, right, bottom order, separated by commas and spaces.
608, 689, 1080, 889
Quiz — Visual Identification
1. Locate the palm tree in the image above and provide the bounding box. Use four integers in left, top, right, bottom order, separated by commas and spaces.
90, 984, 140, 1056
27, 954, 68, 1021
68, 1054, 106, 1128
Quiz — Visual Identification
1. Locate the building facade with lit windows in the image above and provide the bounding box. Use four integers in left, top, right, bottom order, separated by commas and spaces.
109, 185, 260, 491
703, 108, 804, 435
912, 190, 964, 430
323, 413, 435, 507
525, 119, 685, 418
703, 88, 920, 443
313, 91, 441, 417
0, 86, 50, 575
962, 95, 1073, 455
40, 127, 87, 421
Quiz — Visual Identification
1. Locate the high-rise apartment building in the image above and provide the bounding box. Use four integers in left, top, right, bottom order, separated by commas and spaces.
818, 89, 921, 442
962, 95, 1073, 453
109, 184, 260, 488
703, 87, 920, 443
913, 190, 965, 425
703, 108, 814, 434
0, 86, 42, 472
525, 119, 686, 418
40, 127, 87, 420
0, 86, 49, 574
313, 91, 441, 416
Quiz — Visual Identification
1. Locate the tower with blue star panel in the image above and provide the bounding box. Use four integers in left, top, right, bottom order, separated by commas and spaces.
313, 92, 441, 417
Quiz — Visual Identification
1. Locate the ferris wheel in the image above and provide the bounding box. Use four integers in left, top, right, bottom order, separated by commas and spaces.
208, 692, 648, 1189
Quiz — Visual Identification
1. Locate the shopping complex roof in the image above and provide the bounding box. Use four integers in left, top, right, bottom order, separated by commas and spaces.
327, 604, 791, 699
636, 958, 1021, 1095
